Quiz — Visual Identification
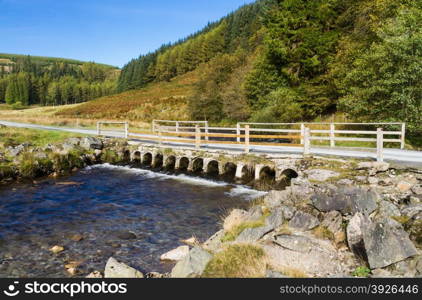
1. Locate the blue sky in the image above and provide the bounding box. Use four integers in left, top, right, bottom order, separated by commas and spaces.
0, 0, 256, 67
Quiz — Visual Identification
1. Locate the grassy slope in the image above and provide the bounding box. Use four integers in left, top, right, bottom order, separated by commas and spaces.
0, 126, 86, 147
56, 70, 199, 122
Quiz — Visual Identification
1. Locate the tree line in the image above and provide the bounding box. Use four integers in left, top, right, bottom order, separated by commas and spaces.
0, 56, 118, 107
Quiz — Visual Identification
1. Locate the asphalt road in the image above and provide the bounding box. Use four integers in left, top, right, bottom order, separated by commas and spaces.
2, 120, 422, 166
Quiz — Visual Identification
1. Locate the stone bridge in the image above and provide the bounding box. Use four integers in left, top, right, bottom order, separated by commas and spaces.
123, 145, 302, 184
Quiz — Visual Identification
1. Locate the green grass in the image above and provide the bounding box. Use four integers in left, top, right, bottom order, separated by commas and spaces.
221, 212, 270, 243
352, 266, 371, 278
202, 244, 266, 278
0, 127, 86, 148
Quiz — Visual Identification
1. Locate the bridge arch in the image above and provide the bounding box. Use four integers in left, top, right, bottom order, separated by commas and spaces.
192, 158, 204, 173
142, 152, 152, 166
133, 151, 141, 163
165, 155, 176, 170
259, 166, 276, 182
153, 153, 163, 169
281, 168, 298, 180
178, 157, 190, 171
223, 162, 237, 180
206, 160, 219, 176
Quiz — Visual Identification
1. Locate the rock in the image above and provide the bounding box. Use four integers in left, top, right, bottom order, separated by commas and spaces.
223, 209, 248, 232
50, 245, 64, 254
355, 176, 367, 183
357, 162, 390, 175
368, 177, 379, 185
363, 218, 418, 269
171, 247, 212, 278
305, 169, 340, 182
80, 137, 103, 150
66, 267, 78, 276
160, 246, 190, 262
33, 152, 48, 159
266, 270, 288, 278
86, 271, 103, 278
104, 257, 144, 278
263, 190, 292, 208
274, 234, 318, 253
378, 201, 401, 218
337, 179, 354, 186
371, 269, 394, 278
146, 272, 166, 278
266, 207, 284, 229
181, 237, 199, 246
202, 230, 224, 252
236, 225, 273, 243
289, 211, 320, 231
401, 204, 422, 219
279, 205, 296, 221
6, 144, 25, 157
346, 213, 367, 260
116, 231, 137, 240
265, 234, 347, 277
397, 181, 413, 193
70, 234, 84, 242
311, 186, 378, 215
321, 211, 343, 234
412, 185, 422, 196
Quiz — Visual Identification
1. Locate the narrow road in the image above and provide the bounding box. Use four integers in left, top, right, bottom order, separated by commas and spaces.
2, 120, 422, 166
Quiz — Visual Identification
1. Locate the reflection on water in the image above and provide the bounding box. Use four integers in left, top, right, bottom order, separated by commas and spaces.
0, 164, 266, 277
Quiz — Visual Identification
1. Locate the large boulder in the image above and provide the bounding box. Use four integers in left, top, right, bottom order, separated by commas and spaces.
202, 230, 224, 252
311, 186, 378, 215
160, 246, 190, 262
6, 144, 26, 157
104, 257, 144, 278
346, 213, 368, 260
265, 233, 348, 277
235, 225, 273, 243
363, 218, 418, 269
80, 137, 103, 150
266, 207, 284, 229
347, 214, 418, 269
305, 169, 340, 182
321, 211, 343, 234
288, 211, 320, 231
171, 247, 212, 278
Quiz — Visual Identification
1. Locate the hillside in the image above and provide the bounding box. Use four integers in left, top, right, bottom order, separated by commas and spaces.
113, 0, 421, 138
57, 70, 198, 121
0, 53, 117, 69
0, 53, 120, 107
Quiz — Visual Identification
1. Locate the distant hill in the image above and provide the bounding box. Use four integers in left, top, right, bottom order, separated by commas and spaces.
0, 53, 118, 70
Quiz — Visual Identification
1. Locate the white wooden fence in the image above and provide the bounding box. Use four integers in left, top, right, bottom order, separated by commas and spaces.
98, 120, 406, 162
97, 121, 129, 138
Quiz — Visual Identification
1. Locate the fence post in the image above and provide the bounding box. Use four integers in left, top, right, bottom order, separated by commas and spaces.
330, 123, 335, 148
152, 120, 156, 134
97, 122, 101, 136
195, 125, 201, 149
205, 121, 209, 141
176, 121, 179, 134
300, 123, 305, 145
158, 126, 162, 146
401, 123, 406, 150
303, 127, 310, 156
237, 123, 241, 143
124, 122, 129, 139
377, 128, 384, 162
245, 125, 250, 154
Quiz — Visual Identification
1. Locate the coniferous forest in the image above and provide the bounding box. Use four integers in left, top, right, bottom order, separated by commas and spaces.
0, 54, 118, 108
117, 0, 422, 136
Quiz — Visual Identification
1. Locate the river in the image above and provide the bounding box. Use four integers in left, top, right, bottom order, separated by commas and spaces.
0, 164, 267, 277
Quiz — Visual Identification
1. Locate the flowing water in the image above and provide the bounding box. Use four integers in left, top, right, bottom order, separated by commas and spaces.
0, 164, 267, 277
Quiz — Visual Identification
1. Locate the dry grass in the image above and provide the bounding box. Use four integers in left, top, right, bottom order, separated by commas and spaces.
56, 70, 199, 121
312, 226, 335, 241
272, 266, 308, 278
202, 244, 267, 278
221, 209, 269, 243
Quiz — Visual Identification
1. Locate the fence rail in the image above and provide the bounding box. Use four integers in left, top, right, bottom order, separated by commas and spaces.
97, 120, 407, 162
